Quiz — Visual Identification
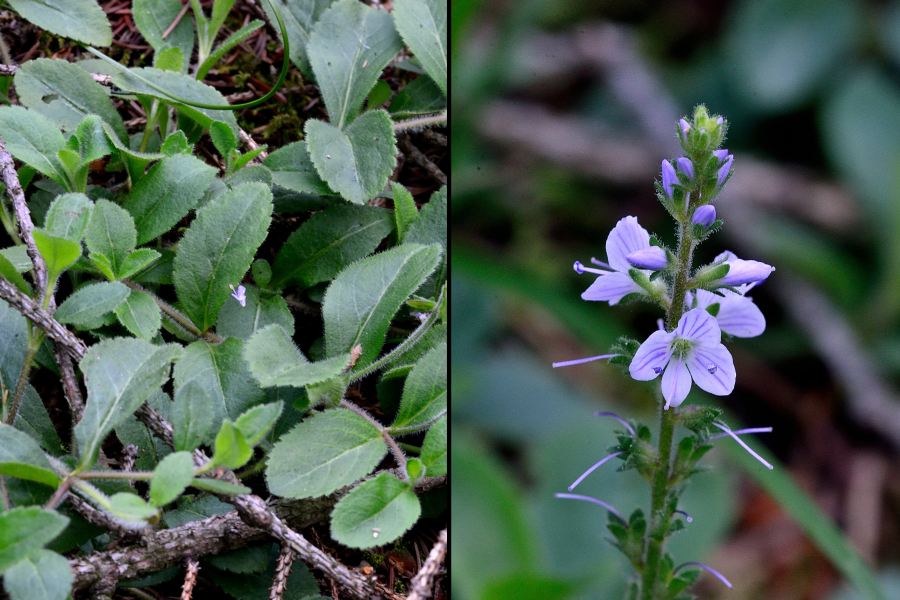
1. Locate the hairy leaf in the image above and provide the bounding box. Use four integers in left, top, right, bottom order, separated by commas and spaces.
235, 401, 284, 446
123, 154, 217, 245
14, 58, 127, 140
33, 229, 81, 283
306, 110, 397, 204
115, 289, 162, 340
391, 341, 446, 433
75, 338, 180, 467
173, 381, 217, 452
85, 199, 137, 277
266, 408, 386, 499
0, 507, 68, 573
391, 182, 417, 242
0, 106, 66, 183
330, 473, 420, 548
217, 285, 294, 340
307, 0, 401, 127
393, 0, 447, 95
55, 281, 129, 327
419, 415, 446, 477
245, 324, 351, 389
44, 193, 93, 242
2, 549, 72, 600
263, 141, 333, 196
150, 451, 195, 507
323, 243, 442, 369
173, 182, 273, 331
272, 204, 393, 288
108, 492, 158, 523
262, 0, 333, 76
0, 424, 59, 487
7, 0, 111, 46
133, 0, 194, 71
211, 420, 252, 470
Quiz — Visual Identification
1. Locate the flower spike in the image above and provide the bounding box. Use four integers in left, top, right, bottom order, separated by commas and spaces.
554, 493, 624, 521
568, 451, 623, 491
676, 561, 733, 589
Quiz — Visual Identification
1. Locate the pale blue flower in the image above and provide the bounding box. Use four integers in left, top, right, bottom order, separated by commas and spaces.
627, 246, 667, 270
630, 308, 735, 409
713, 251, 774, 286
229, 284, 247, 307
676, 157, 694, 180
661, 160, 677, 197
691, 205, 716, 227
692, 288, 765, 338
575, 216, 654, 305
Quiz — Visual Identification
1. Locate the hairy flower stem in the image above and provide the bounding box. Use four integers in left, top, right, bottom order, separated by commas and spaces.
641, 221, 694, 599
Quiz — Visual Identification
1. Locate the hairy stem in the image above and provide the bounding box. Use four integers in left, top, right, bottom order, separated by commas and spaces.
5, 330, 39, 425
641, 221, 693, 599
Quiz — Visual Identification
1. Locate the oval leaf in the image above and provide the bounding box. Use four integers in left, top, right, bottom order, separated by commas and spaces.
7, 0, 112, 46
391, 342, 446, 433
55, 281, 129, 327
266, 408, 386, 499
0, 507, 69, 573
150, 451, 195, 507
245, 324, 351, 389
393, 0, 447, 95
2, 549, 72, 600
330, 473, 421, 548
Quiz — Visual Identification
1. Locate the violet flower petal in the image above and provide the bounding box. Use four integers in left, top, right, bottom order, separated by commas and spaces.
719, 257, 775, 286
581, 271, 642, 304
626, 246, 667, 270
676, 157, 694, 179
661, 159, 677, 198
662, 358, 692, 409
686, 343, 735, 396
605, 216, 652, 272
716, 292, 766, 338
691, 204, 716, 226
629, 330, 675, 381
716, 155, 734, 187
675, 308, 721, 345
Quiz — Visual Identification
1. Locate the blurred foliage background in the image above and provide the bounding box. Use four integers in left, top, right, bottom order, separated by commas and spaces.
451, 0, 900, 598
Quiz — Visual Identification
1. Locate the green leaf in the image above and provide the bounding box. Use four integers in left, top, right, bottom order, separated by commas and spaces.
85, 199, 137, 277
117, 248, 162, 280
210, 420, 253, 470
245, 324, 351, 388
209, 121, 238, 157
0, 424, 59, 487
405, 457, 424, 482
173, 182, 273, 331
111, 67, 239, 134
0, 253, 31, 295
108, 492, 158, 523
133, 0, 195, 71
217, 284, 295, 340
2, 549, 72, 600
272, 204, 393, 289
419, 415, 446, 476
727, 0, 860, 110
235, 401, 284, 446
263, 141, 333, 196
0, 246, 32, 274
0, 507, 68, 573
172, 381, 217, 452
7, 0, 111, 46
44, 193, 93, 242
33, 229, 81, 283
262, 0, 333, 76
14, 58, 127, 140
150, 451, 195, 507
393, 0, 447, 95
74, 115, 114, 163
391, 182, 417, 242
391, 342, 446, 433
305, 110, 397, 204
190, 477, 251, 496
323, 243, 442, 369
123, 154, 217, 245
55, 281, 129, 327
330, 473, 420, 548
0, 106, 66, 184
75, 338, 180, 467
389, 75, 445, 119
266, 408, 386, 499
307, 0, 402, 127
197, 19, 265, 80
174, 338, 265, 440
405, 186, 446, 251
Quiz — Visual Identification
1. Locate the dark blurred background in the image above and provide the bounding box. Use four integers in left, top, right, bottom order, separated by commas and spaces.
451, 0, 900, 598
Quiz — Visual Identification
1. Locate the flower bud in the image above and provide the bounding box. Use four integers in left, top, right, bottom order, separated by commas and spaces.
713, 149, 730, 164
661, 159, 676, 197
716, 155, 734, 188
691, 205, 716, 227
676, 157, 694, 180
678, 118, 691, 144
627, 247, 667, 271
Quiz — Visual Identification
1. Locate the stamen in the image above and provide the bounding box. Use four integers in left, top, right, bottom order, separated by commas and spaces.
675, 561, 733, 589
709, 426, 773, 442
594, 411, 636, 436
657, 318, 665, 331
554, 493, 624, 521
573, 260, 609, 276
713, 422, 774, 470
590, 257, 612, 269
552, 354, 618, 369
568, 451, 623, 491
674, 509, 693, 523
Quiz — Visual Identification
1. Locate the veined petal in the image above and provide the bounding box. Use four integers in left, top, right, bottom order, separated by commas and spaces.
716, 292, 765, 338
629, 329, 674, 381
675, 308, 721, 345
720, 257, 774, 286
605, 216, 651, 272
581, 271, 642, 305
693, 289, 721, 311
627, 246, 667, 270
686, 343, 735, 396
662, 358, 691, 408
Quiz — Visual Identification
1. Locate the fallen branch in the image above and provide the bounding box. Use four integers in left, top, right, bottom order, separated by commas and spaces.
407, 529, 447, 600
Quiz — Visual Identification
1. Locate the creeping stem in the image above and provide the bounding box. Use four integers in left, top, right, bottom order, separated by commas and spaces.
641, 220, 694, 599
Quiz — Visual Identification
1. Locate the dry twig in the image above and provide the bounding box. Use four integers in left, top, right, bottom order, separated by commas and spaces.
407, 529, 447, 600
